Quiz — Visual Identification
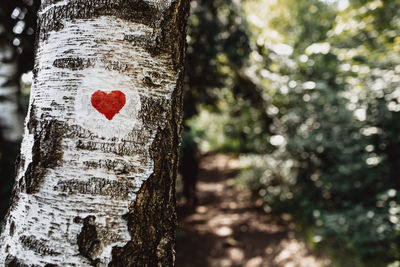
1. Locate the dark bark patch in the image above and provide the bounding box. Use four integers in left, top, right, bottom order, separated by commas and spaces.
75, 139, 140, 156
9, 220, 15, 237
4, 255, 29, 267
82, 159, 130, 174
23, 107, 63, 194
102, 60, 129, 72
73, 216, 83, 224
77, 215, 101, 266
143, 76, 162, 88
138, 96, 169, 126
53, 57, 93, 70
159, 0, 191, 71
19, 235, 61, 256
55, 177, 133, 199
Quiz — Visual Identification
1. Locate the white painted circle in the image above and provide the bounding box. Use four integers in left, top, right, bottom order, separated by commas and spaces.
75, 68, 141, 139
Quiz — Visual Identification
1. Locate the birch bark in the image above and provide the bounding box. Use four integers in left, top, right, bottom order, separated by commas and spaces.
0, 0, 190, 266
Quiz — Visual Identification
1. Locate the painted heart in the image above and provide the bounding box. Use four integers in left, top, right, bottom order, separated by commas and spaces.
91, 90, 126, 120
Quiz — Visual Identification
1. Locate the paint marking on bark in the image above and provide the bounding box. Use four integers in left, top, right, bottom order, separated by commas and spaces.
75, 69, 141, 138
91, 90, 126, 120
0, 14, 180, 266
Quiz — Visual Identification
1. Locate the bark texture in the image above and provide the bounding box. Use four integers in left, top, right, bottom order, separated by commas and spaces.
0, 0, 190, 266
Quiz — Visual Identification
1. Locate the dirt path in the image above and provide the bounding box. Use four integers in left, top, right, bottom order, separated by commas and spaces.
175, 154, 330, 267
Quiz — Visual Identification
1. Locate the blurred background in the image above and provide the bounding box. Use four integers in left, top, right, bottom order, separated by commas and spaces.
1, 0, 399, 266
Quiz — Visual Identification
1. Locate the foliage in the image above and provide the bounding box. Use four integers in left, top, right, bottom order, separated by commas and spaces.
188, 0, 400, 265
183, 0, 274, 153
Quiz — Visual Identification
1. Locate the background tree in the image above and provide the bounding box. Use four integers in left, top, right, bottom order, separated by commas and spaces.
0, 0, 189, 266
0, 0, 39, 221
183, 0, 273, 153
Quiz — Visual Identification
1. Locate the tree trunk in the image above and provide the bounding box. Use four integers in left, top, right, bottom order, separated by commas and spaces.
0, 40, 24, 143
0, 6, 25, 222
0, 0, 190, 266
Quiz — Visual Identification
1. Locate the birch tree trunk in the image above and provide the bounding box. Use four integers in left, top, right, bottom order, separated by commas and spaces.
0, 0, 190, 266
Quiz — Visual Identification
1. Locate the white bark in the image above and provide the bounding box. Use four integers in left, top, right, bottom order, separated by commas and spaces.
0, 0, 189, 266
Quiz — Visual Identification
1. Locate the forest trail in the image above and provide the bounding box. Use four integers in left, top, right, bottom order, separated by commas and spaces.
175, 154, 330, 267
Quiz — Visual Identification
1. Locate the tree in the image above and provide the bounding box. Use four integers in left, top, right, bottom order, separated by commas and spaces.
0, 0, 190, 266
0, 0, 39, 222
0, 8, 24, 221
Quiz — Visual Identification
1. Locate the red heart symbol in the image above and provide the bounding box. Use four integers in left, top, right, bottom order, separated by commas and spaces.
91, 90, 126, 120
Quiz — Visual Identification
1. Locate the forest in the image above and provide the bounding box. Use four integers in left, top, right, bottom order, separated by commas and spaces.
0, 0, 399, 266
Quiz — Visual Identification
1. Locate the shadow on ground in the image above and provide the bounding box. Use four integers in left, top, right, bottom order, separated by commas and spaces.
176, 154, 330, 267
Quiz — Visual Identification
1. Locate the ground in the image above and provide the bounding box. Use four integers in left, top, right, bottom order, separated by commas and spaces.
175, 154, 331, 267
